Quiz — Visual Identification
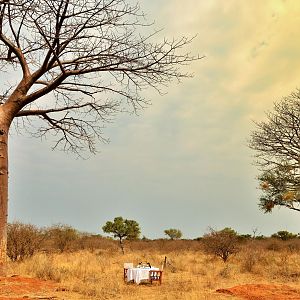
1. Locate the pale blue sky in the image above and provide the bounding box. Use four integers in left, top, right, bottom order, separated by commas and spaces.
8, 0, 300, 238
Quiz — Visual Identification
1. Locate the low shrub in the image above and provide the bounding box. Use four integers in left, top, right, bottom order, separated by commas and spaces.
7, 222, 44, 261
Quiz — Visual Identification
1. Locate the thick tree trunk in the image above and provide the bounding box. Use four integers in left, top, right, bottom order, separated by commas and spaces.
0, 121, 9, 276
0, 91, 28, 275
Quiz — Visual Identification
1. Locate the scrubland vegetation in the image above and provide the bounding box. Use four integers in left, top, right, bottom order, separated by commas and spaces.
5, 222, 300, 299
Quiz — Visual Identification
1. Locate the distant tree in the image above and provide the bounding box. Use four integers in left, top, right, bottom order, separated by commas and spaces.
219, 227, 238, 236
249, 90, 300, 212
238, 234, 252, 240
47, 224, 78, 252
7, 222, 43, 261
164, 228, 182, 240
202, 227, 239, 262
0, 0, 201, 273
251, 227, 261, 239
102, 216, 140, 254
271, 230, 298, 241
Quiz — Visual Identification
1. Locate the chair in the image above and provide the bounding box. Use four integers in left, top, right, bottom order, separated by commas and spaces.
149, 270, 163, 284
123, 263, 133, 281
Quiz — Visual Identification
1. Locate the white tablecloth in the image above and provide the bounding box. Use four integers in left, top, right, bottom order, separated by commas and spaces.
127, 267, 159, 284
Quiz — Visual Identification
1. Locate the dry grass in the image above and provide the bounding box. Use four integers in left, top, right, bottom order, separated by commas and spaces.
6, 240, 300, 299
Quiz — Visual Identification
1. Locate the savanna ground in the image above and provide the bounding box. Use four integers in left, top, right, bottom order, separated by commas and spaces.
3, 239, 300, 299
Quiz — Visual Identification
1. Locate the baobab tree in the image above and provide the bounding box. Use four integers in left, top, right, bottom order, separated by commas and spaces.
0, 0, 199, 273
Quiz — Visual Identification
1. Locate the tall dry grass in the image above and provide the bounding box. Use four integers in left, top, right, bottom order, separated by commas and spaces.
7, 239, 300, 299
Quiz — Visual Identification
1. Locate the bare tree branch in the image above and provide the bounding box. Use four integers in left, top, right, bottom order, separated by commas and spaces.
0, 0, 201, 154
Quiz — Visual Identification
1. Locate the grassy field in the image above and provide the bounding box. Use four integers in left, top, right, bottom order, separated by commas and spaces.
6, 239, 300, 299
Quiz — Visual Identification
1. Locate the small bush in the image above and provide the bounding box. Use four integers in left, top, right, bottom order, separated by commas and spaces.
7, 222, 43, 261
46, 224, 78, 252
266, 240, 282, 252
219, 265, 231, 278
240, 248, 261, 273
202, 227, 239, 262
287, 241, 300, 253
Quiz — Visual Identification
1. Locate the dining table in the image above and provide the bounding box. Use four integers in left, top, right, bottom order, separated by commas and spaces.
126, 267, 159, 284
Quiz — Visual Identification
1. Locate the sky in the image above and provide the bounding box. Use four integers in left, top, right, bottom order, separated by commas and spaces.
7, 0, 300, 239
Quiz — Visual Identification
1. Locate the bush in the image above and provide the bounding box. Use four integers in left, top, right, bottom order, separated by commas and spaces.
46, 224, 78, 252
286, 240, 300, 253
7, 222, 43, 261
266, 240, 282, 251
74, 234, 117, 252
240, 247, 261, 273
202, 227, 239, 262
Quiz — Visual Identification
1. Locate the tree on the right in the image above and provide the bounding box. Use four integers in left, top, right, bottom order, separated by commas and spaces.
249, 90, 300, 212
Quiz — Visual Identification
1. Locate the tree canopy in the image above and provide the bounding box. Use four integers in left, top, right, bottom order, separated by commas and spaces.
271, 230, 298, 241
164, 228, 182, 240
249, 90, 300, 212
102, 216, 140, 253
0, 0, 199, 155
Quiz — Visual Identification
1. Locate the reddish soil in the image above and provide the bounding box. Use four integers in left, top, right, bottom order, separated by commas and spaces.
2, 276, 300, 300
0, 276, 58, 300
217, 284, 300, 299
